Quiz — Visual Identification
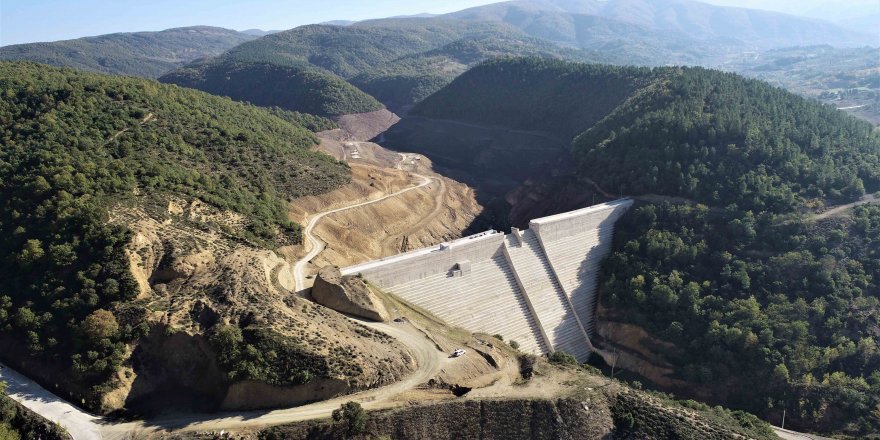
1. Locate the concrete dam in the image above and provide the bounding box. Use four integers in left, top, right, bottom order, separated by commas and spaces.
342, 199, 634, 362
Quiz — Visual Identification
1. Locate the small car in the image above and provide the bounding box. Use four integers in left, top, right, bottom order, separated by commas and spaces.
451, 349, 466, 357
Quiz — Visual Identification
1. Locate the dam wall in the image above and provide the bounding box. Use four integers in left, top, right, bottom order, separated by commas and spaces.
342, 199, 633, 361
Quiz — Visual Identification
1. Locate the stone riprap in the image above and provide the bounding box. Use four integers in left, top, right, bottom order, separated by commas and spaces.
342, 199, 633, 361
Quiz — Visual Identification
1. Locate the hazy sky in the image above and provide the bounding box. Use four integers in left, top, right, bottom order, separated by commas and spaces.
0, 0, 499, 46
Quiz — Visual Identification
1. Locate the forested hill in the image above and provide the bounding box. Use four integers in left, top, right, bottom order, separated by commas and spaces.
408, 57, 880, 435
159, 19, 606, 114
415, 57, 880, 210
411, 57, 653, 139
158, 57, 384, 116
0, 26, 257, 78
0, 61, 348, 401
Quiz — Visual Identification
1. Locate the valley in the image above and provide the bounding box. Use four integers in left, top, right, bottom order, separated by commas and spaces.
1, 0, 879, 438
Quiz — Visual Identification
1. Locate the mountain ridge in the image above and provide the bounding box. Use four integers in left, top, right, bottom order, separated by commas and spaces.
0, 26, 257, 78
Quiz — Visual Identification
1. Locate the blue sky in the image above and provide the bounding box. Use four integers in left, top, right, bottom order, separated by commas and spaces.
0, 0, 499, 46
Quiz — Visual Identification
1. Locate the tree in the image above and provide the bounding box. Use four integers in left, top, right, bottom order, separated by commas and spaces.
80, 309, 119, 341
17, 240, 44, 265
0, 423, 20, 440
332, 401, 366, 436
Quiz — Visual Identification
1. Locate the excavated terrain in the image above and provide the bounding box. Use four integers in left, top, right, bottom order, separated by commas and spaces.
287, 131, 483, 272
101, 197, 415, 414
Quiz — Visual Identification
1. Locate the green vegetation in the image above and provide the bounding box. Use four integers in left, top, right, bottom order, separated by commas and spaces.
160, 58, 384, 116
210, 325, 361, 386
0, 61, 348, 400
603, 202, 880, 434
265, 107, 339, 132
547, 351, 578, 366
611, 390, 777, 440
332, 401, 367, 437
0, 26, 255, 78
411, 57, 880, 435
348, 33, 604, 110
731, 45, 880, 125
220, 19, 513, 78
415, 58, 880, 209
1, 382, 69, 440
161, 19, 607, 114
575, 67, 880, 212
412, 57, 650, 139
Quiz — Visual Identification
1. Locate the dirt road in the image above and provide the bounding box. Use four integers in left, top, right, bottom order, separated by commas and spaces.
3, 319, 445, 439
812, 193, 878, 221
293, 154, 435, 291
772, 426, 833, 440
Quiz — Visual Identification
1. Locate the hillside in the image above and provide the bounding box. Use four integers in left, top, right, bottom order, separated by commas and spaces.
349, 32, 608, 111
0, 62, 416, 414
447, 2, 719, 66
725, 46, 880, 124
448, 0, 873, 50
390, 57, 880, 435
0, 26, 256, 78
158, 58, 384, 116
412, 58, 651, 139
411, 58, 880, 210
160, 19, 606, 114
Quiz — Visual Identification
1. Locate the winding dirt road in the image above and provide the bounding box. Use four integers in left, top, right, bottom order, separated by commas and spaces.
3, 319, 445, 439
2, 149, 451, 439
293, 153, 434, 291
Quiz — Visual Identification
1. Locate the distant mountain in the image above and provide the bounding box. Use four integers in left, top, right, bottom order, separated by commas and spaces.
838, 12, 880, 40
448, 0, 874, 50
240, 28, 283, 36
319, 20, 357, 26
702, 0, 880, 25
0, 26, 257, 78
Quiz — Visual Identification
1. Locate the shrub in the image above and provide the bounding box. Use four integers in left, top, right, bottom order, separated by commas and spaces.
509, 340, 520, 350
548, 351, 578, 366
332, 401, 366, 437
518, 354, 537, 380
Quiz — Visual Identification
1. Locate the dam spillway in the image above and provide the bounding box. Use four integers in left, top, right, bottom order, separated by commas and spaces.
341, 199, 634, 361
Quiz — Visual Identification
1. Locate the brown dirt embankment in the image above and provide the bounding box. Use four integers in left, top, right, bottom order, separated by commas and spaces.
260, 398, 614, 440
288, 136, 482, 272
334, 108, 400, 142
97, 198, 415, 414
312, 267, 390, 322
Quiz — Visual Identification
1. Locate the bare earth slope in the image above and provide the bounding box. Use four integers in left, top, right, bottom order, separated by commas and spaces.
288, 127, 483, 279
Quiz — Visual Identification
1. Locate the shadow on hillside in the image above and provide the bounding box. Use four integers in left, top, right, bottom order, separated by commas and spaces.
372, 115, 582, 234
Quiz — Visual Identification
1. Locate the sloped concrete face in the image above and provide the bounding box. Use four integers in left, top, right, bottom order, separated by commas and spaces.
342, 199, 633, 362
530, 199, 634, 336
